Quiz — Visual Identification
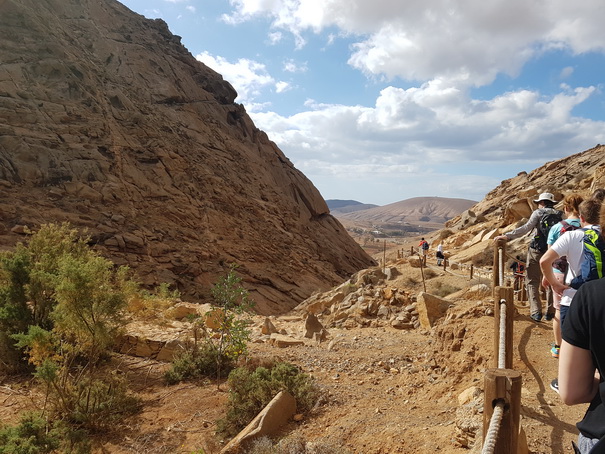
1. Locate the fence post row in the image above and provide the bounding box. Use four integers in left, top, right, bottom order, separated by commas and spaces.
481, 242, 521, 454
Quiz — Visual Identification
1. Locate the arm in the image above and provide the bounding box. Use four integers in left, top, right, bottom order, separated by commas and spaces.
558, 340, 599, 405
503, 209, 542, 240
539, 248, 569, 295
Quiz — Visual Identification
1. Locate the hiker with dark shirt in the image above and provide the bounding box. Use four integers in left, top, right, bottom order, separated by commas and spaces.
495, 192, 561, 322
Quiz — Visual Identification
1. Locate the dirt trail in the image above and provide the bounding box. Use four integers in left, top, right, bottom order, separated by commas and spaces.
0, 252, 588, 454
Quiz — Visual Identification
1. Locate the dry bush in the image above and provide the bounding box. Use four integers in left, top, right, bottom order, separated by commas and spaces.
248, 435, 352, 454
432, 281, 462, 298
439, 229, 453, 240
423, 268, 438, 279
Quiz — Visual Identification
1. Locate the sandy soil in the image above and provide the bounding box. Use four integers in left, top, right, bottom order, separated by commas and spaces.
0, 242, 588, 454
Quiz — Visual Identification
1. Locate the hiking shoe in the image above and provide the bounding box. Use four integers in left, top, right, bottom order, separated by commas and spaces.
530, 313, 542, 322
550, 378, 559, 394
551, 345, 560, 358
544, 313, 554, 321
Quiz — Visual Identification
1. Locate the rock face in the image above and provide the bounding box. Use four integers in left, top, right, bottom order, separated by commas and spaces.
0, 0, 376, 314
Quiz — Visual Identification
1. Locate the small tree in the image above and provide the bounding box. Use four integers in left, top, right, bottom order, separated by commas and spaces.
208, 265, 254, 385
165, 265, 254, 387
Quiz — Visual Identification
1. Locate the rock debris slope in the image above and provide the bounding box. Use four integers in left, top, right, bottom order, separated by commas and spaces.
0, 0, 375, 314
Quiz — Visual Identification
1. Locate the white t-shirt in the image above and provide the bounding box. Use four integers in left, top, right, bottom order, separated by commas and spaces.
550, 226, 598, 306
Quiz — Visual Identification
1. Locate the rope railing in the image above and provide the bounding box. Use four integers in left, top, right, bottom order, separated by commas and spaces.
482, 401, 505, 454
481, 239, 522, 454
498, 248, 504, 287
497, 299, 507, 369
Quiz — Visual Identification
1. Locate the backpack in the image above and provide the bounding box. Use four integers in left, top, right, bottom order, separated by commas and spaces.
552, 220, 581, 273
570, 228, 605, 289
529, 208, 563, 253
421, 241, 429, 250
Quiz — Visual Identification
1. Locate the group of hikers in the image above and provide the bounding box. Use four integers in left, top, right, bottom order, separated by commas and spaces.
418, 237, 445, 266
494, 189, 605, 453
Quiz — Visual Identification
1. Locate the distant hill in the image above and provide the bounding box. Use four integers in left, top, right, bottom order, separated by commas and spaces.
326, 199, 379, 214
335, 197, 476, 227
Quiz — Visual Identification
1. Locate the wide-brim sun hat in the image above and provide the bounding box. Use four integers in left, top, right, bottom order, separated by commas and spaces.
533, 192, 556, 203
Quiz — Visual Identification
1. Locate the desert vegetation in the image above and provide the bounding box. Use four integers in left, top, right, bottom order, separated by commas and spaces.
0, 224, 322, 452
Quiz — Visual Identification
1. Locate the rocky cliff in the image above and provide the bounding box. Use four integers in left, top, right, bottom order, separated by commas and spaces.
0, 0, 376, 315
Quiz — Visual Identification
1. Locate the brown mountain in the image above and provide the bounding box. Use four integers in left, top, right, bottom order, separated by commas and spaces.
0, 0, 376, 315
336, 197, 476, 226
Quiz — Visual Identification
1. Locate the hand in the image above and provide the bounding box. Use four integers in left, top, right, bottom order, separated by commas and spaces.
494, 235, 508, 242
551, 280, 570, 297
541, 277, 550, 289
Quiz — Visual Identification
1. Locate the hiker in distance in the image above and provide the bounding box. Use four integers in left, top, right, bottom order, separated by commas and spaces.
494, 192, 562, 322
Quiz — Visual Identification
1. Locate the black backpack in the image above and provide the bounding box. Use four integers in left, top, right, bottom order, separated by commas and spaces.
530, 208, 563, 253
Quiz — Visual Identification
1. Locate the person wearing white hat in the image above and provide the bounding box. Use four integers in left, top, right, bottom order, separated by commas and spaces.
495, 192, 562, 322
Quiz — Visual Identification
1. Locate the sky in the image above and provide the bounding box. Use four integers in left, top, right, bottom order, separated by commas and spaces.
118, 0, 605, 206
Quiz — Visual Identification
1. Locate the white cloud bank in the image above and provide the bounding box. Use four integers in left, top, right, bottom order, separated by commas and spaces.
206, 0, 605, 203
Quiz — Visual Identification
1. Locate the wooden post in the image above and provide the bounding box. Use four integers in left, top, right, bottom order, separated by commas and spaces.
419, 261, 427, 293
494, 286, 514, 369
383, 240, 386, 273
410, 246, 414, 256
470, 264, 474, 280
483, 369, 522, 454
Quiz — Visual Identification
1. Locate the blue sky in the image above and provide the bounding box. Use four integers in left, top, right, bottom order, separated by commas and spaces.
118, 0, 605, 206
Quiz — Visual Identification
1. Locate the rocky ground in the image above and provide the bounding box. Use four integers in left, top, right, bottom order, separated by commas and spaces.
0, 239, 587, 454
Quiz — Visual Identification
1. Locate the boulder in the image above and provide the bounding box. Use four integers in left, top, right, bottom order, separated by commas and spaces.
220, 391, 297, 454
261, 317, 279, 335
269, 334, 304, 348
416, 292, 452, 329
303, 313, 327, 339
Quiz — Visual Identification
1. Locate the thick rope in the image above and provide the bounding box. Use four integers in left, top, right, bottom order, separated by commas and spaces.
498, 299, 507, 369
498, 248, 504, 287
482, 401, 505, 454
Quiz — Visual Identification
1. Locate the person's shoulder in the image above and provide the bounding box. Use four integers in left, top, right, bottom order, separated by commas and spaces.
561, 229, 586, 241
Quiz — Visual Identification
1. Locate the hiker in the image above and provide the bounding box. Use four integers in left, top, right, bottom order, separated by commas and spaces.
540, 197, 601, 393
509, 255, 526, 291
542, 193, 584, 359
495, 192, 562, 322
558, 276, 605, 453
419, 238, 429, 265
436, 243, 444, 266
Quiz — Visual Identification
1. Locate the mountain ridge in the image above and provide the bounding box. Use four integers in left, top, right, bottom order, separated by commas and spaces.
336, 196, 477, 225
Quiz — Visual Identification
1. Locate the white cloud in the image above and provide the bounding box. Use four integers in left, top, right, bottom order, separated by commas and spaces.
283, 58, 307, 73
195, 52, 274, 105
268, 31, 282, 44
250, 83, 605, 183
275, 81, 291, 93
224, 0, 605, 88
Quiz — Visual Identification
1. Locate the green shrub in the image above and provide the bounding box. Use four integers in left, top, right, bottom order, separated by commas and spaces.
218, 362, 320, 437
0, 412, 59, 453
0, 411, 89, 454
0, 223, 135, 369
165, 265, 253, 386
0, 223, 142, 449
164, 343, 231, 385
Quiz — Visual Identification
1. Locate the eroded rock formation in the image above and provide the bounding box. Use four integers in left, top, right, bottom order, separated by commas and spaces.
0, 0, 376, 314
